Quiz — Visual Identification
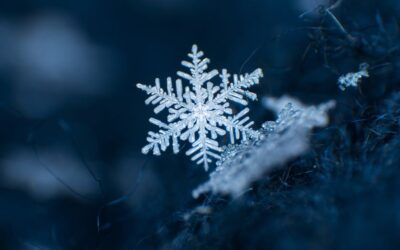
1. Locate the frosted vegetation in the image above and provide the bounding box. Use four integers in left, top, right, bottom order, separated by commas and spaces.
193, 96, 335, 198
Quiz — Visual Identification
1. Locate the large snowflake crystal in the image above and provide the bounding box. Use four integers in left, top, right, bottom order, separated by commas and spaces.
137, 45, 263, 170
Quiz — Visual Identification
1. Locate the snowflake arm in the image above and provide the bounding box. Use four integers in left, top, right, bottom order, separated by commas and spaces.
218, 108, 260, 143
214, 68, 263, 106
141, 118, 185, 156
136, 77, 189, 115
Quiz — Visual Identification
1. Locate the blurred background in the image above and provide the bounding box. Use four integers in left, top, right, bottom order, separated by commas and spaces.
0, 0, 399, 249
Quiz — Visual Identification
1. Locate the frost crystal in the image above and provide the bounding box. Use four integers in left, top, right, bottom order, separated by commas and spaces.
137, 45, 263, 170
338, 63, 369, 91
192, 96, 335, 198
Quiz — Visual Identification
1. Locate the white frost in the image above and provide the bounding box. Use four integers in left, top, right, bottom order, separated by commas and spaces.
192, 96, 335, 198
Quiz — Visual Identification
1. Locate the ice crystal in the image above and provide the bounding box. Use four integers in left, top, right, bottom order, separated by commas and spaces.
338, 63, 369, 91
137, 45, 263, 170
192, 96, 335, 198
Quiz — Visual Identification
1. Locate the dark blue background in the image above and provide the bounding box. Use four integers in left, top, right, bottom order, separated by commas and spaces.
0, 0, 399, 249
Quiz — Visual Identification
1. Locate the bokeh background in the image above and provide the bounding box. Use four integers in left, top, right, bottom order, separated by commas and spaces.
1, 0, 400, 249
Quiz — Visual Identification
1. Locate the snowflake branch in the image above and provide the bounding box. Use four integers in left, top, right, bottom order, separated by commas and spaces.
185, 123, 222, 171
214, 68, 263, 105
137, 78, 190, 113
218, 108, 260, 144
141, 118, 185, 156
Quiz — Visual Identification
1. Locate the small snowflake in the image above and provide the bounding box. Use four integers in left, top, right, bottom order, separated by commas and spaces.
338, 63, 369, 91
137, 45, 263, 170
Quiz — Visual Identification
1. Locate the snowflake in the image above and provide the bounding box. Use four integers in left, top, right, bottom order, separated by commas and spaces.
137, 45, 263, 170
338, 63, 369, 91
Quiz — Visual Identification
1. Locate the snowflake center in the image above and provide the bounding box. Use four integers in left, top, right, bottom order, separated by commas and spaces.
193, 104, 210, 121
